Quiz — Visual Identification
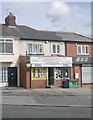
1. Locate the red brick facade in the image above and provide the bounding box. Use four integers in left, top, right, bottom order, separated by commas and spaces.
54, 79, 63, 87
82, 84, 93, 88
66, 42, 92, 56
20, 57, 26, 88
65, 42, 92, 88
32, 80, 47, 88
20, 57, 30, 89
65, 42, 77, 56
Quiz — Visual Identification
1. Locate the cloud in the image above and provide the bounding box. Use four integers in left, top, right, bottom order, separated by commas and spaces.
46, 0, 70, 23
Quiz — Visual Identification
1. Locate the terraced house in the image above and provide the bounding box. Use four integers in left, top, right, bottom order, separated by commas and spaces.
0, 13, 93, 88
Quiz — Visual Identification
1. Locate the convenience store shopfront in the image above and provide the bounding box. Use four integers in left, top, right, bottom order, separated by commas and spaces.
30, 56, 72, 88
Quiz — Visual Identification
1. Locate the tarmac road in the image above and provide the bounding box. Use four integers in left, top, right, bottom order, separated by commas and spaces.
1, 87, 92, 119
2, 105, 92, 118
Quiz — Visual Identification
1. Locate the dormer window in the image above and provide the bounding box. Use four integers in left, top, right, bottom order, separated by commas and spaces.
0, 38, 13, 53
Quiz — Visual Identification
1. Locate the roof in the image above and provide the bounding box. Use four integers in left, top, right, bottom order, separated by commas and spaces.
0, 24, 92, 43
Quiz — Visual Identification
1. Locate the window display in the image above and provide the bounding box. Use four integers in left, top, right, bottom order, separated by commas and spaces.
55, 67, 69, 79
32, 68, 47, 80
55, 68, 62, 79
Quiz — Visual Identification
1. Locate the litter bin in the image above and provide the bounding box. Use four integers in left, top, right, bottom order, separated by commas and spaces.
62, 78, 69, 88
69, 79, 79, 88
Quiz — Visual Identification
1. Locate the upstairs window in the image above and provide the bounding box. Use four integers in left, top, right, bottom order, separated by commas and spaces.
28, 43, 43, 54
0, 38, 13, 53
77, 45, 89, 55
52, 43, 60, 54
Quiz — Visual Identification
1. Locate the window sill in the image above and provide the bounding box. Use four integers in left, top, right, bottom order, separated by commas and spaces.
0, 53, 14, 55
51, 53, 61, 56
28, 53, 44, 55
77, 53, 89, 56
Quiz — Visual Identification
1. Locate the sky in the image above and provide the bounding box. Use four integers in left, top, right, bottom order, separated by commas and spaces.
0, 0, 92, 37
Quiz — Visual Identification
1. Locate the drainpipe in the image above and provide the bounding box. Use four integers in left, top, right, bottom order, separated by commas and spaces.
65, 42, 67, 56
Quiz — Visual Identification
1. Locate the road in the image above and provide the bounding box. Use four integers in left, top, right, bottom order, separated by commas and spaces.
1, 87, 93, 119
2, 105, 91, 118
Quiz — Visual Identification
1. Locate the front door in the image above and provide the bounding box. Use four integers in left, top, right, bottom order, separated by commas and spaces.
48, 67, 54, 85
8, 67, 17, 87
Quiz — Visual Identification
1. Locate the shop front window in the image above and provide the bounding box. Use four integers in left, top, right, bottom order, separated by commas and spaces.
34, 68, 45, 78
55, 68, 62, 79
32, 68, 47, 80
55, 67, 69, 79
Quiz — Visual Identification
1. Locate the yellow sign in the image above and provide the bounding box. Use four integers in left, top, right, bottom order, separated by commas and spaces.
26, 63, 31, 68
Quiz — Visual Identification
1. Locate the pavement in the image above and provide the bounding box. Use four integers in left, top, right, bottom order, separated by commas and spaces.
1, 87, 93, 107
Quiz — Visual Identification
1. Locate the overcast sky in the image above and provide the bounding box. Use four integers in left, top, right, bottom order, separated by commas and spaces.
1, 0, 92, 37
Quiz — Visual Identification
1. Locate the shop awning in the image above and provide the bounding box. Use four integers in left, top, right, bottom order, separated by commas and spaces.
30, 56, 72, 67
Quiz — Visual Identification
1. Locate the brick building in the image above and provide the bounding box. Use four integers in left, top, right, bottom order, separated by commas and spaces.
0, 13, 93, 88
64, 35, 93, 88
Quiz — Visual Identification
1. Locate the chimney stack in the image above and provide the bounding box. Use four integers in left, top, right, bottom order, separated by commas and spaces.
5, 12, 16, 26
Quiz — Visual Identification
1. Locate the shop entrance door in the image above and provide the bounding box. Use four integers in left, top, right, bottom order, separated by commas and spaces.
48, 67, 54, 85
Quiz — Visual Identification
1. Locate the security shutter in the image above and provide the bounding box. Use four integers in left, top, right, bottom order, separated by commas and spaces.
82, 67, 93, 83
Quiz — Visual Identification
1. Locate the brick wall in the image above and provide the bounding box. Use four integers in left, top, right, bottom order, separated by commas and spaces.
26, 70, 30, 89
66, 42, 92, 56
91, 44, 93, 56
20, 57, 30, 89
20, 57, 26, 88
55, 79, 63, 87
66, 42, 77, 56
82, 84, 93, 88
74, 65, 81, 87
32, 80, 47, 88
70, 67, 74, 80
66, 42, 92, 88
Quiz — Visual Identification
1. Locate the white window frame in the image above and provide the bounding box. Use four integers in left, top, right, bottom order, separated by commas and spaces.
0, 38, 13, 54
51, 43, 60, 54
0, 67, 8, 83
77, 45, 89, 55
28, 43, 43, 54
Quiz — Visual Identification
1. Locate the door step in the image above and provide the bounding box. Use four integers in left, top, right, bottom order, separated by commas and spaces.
51, 86, 59, 89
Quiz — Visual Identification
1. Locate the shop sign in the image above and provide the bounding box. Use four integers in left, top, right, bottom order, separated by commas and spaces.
30, 57, 72, 67
26, 63, 31, 68
73, 56, 93, 64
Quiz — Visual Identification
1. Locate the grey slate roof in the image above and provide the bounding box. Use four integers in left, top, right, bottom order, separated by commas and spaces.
0, 24, 92, 43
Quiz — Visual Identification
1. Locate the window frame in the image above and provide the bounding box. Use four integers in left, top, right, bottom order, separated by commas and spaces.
0, 67, 8, 83
0, 38, 13, 54
77, 45, 89, 55
28, 43, 43, 54
51, 43, 60, 54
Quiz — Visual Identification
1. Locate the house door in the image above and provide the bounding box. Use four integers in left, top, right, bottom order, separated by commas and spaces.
48, 67, 54, 85
8, 67, 17, 87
